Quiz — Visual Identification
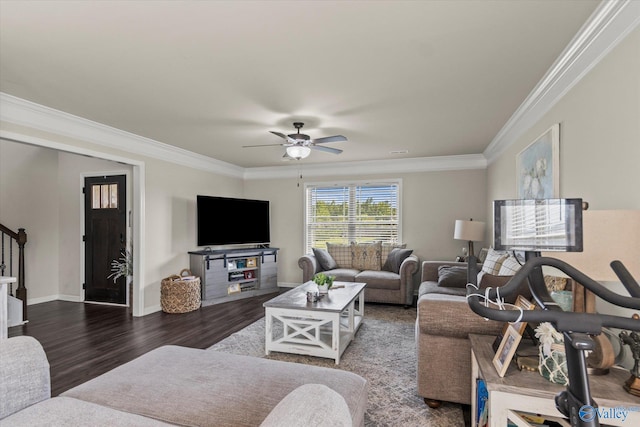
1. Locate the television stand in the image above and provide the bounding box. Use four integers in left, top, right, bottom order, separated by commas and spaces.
189, 247, 279, 305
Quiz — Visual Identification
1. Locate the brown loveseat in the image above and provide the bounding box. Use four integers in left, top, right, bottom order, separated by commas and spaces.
416, 261, 509, 406
298, 242, 419, 306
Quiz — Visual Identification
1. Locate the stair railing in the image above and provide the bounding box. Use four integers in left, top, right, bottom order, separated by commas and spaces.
0, 223, 27, 321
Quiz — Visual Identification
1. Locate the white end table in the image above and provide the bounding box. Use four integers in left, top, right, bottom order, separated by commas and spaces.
470, 334, 640, 427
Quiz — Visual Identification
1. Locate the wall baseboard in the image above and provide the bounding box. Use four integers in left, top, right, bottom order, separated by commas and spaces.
278, 282, 300, 288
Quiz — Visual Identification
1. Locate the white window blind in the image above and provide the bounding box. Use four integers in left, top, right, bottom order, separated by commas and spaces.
305, 182, 400, 253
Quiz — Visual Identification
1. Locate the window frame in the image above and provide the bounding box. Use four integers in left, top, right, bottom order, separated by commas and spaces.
303, 179, 403, 253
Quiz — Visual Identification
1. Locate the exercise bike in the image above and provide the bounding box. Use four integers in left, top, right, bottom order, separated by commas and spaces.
466, 254, 640, 427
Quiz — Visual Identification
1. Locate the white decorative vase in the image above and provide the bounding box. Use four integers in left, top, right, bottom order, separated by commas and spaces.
317, 283, 329, 294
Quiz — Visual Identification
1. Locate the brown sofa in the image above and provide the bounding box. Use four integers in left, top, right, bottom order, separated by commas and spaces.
298, 244, 418, 306
416, 261, 508, 406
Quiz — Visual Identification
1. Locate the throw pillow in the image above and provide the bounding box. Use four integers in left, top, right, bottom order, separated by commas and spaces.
481, 248, 509, 275
381, 243, 407, 267
326, 243, 352, 268
477, 273, 522, 303
544, 275, 568, 292
312, 248, 338, 271
498, 255, 521, 276
382, 248, 413, 274
437, 265, 468, 288
351, 242, 382, 271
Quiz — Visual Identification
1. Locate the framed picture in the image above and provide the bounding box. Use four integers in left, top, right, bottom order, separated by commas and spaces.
492, 295, 536, 352
517, 123, 559, 199
493, 325, 522, 377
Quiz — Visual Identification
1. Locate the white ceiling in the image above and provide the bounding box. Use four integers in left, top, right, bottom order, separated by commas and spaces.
0, 0, 602, 168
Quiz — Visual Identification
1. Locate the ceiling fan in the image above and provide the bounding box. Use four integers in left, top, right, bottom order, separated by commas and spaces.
243, 122, 347, 160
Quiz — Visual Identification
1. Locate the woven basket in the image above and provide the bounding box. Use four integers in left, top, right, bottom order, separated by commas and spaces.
161, 269, 201, 314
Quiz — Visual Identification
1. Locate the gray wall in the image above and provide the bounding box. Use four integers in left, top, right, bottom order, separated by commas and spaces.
245, 168, 487, 287
487, 27, 639, 212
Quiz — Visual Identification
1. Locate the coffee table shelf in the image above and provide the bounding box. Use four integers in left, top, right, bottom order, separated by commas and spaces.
263, 281, 366, 364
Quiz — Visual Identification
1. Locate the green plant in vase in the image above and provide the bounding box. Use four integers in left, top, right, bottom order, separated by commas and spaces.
313, 273, 335, 293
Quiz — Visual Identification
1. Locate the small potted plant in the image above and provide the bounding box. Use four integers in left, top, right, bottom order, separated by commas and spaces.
313, 272, 335, 294
108, 247, 133, 284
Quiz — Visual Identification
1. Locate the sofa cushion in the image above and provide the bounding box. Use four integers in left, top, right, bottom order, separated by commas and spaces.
382, 248, 413, 274
436, 265, 467, 288
312, 248, 338, 271
260, 384, 351, 427
62, 346, 367, 427
321, 268, 359, 282
1, 397, 174, 426
355, 270, 400, 290
481, 248, 509, 275
351, 242, 382, 271
419, 281, 466, 299
327, 243, 353, 268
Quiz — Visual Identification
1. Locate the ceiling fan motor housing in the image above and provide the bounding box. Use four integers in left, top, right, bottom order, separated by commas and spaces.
288, 133, 310, 141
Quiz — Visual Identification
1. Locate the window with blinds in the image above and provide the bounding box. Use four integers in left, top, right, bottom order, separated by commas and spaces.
304, 181, 401, 253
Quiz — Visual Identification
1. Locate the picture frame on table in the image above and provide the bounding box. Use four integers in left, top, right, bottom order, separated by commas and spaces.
492, 295, 536, 352
517, 123, 559, 199
493, 325, 522, 377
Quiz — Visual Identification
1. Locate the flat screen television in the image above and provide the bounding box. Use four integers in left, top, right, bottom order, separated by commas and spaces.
197, 195, 270, 247
494, 198, 583, 252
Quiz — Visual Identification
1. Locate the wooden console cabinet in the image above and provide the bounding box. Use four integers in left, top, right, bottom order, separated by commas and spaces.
189, 248, 279, 305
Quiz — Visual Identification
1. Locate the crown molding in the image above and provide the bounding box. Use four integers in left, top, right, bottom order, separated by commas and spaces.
0, 92, 244, 179
1, 92, 486, 178
243, 154, 486, 180
484, 0, 640, 164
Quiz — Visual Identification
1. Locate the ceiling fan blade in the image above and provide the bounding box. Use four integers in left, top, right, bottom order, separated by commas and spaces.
312, 145, 343, 155
242, 143, 285, 148
311, 135, 347, 144
270, 131, 297, 144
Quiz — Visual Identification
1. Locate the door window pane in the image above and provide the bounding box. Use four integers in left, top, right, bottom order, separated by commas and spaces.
92, 183, 119, 209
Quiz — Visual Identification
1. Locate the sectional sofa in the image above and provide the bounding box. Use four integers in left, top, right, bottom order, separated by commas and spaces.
1, 336, 368, 426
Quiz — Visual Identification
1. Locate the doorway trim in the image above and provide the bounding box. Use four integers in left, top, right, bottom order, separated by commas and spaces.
0, 129, 146, 317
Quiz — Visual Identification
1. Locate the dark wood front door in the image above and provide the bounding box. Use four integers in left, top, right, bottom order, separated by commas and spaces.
84, 175, 127, 304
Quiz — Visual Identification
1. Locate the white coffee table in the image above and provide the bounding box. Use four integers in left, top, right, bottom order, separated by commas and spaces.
263, 281, 366, 364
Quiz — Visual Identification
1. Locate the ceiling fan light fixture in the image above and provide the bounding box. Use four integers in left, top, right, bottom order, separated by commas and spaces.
286, 145, 311, 159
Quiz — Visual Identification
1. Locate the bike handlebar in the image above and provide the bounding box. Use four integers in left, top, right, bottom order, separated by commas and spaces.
466, 256, 640, 334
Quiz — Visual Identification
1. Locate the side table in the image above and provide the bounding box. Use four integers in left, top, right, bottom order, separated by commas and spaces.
470, 334, 640, 427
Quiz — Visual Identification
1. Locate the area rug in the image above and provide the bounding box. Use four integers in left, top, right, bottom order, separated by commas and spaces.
209, 304, 464, 427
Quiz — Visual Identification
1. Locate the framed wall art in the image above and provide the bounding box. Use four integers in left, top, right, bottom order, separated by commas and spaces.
517, 124, 559, 199
493, 325, 522, 377
492, 295, 536, 352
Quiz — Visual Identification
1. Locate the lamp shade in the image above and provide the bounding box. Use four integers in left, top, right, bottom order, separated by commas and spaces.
286, 145, 311, 159
454, 220, 486, 242
542, 210, 640, 282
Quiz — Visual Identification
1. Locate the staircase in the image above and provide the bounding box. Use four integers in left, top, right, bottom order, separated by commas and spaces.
0, 223, 27, 325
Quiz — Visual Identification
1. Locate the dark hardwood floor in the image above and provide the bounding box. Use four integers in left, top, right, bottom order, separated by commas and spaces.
8, 293, 276, 396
